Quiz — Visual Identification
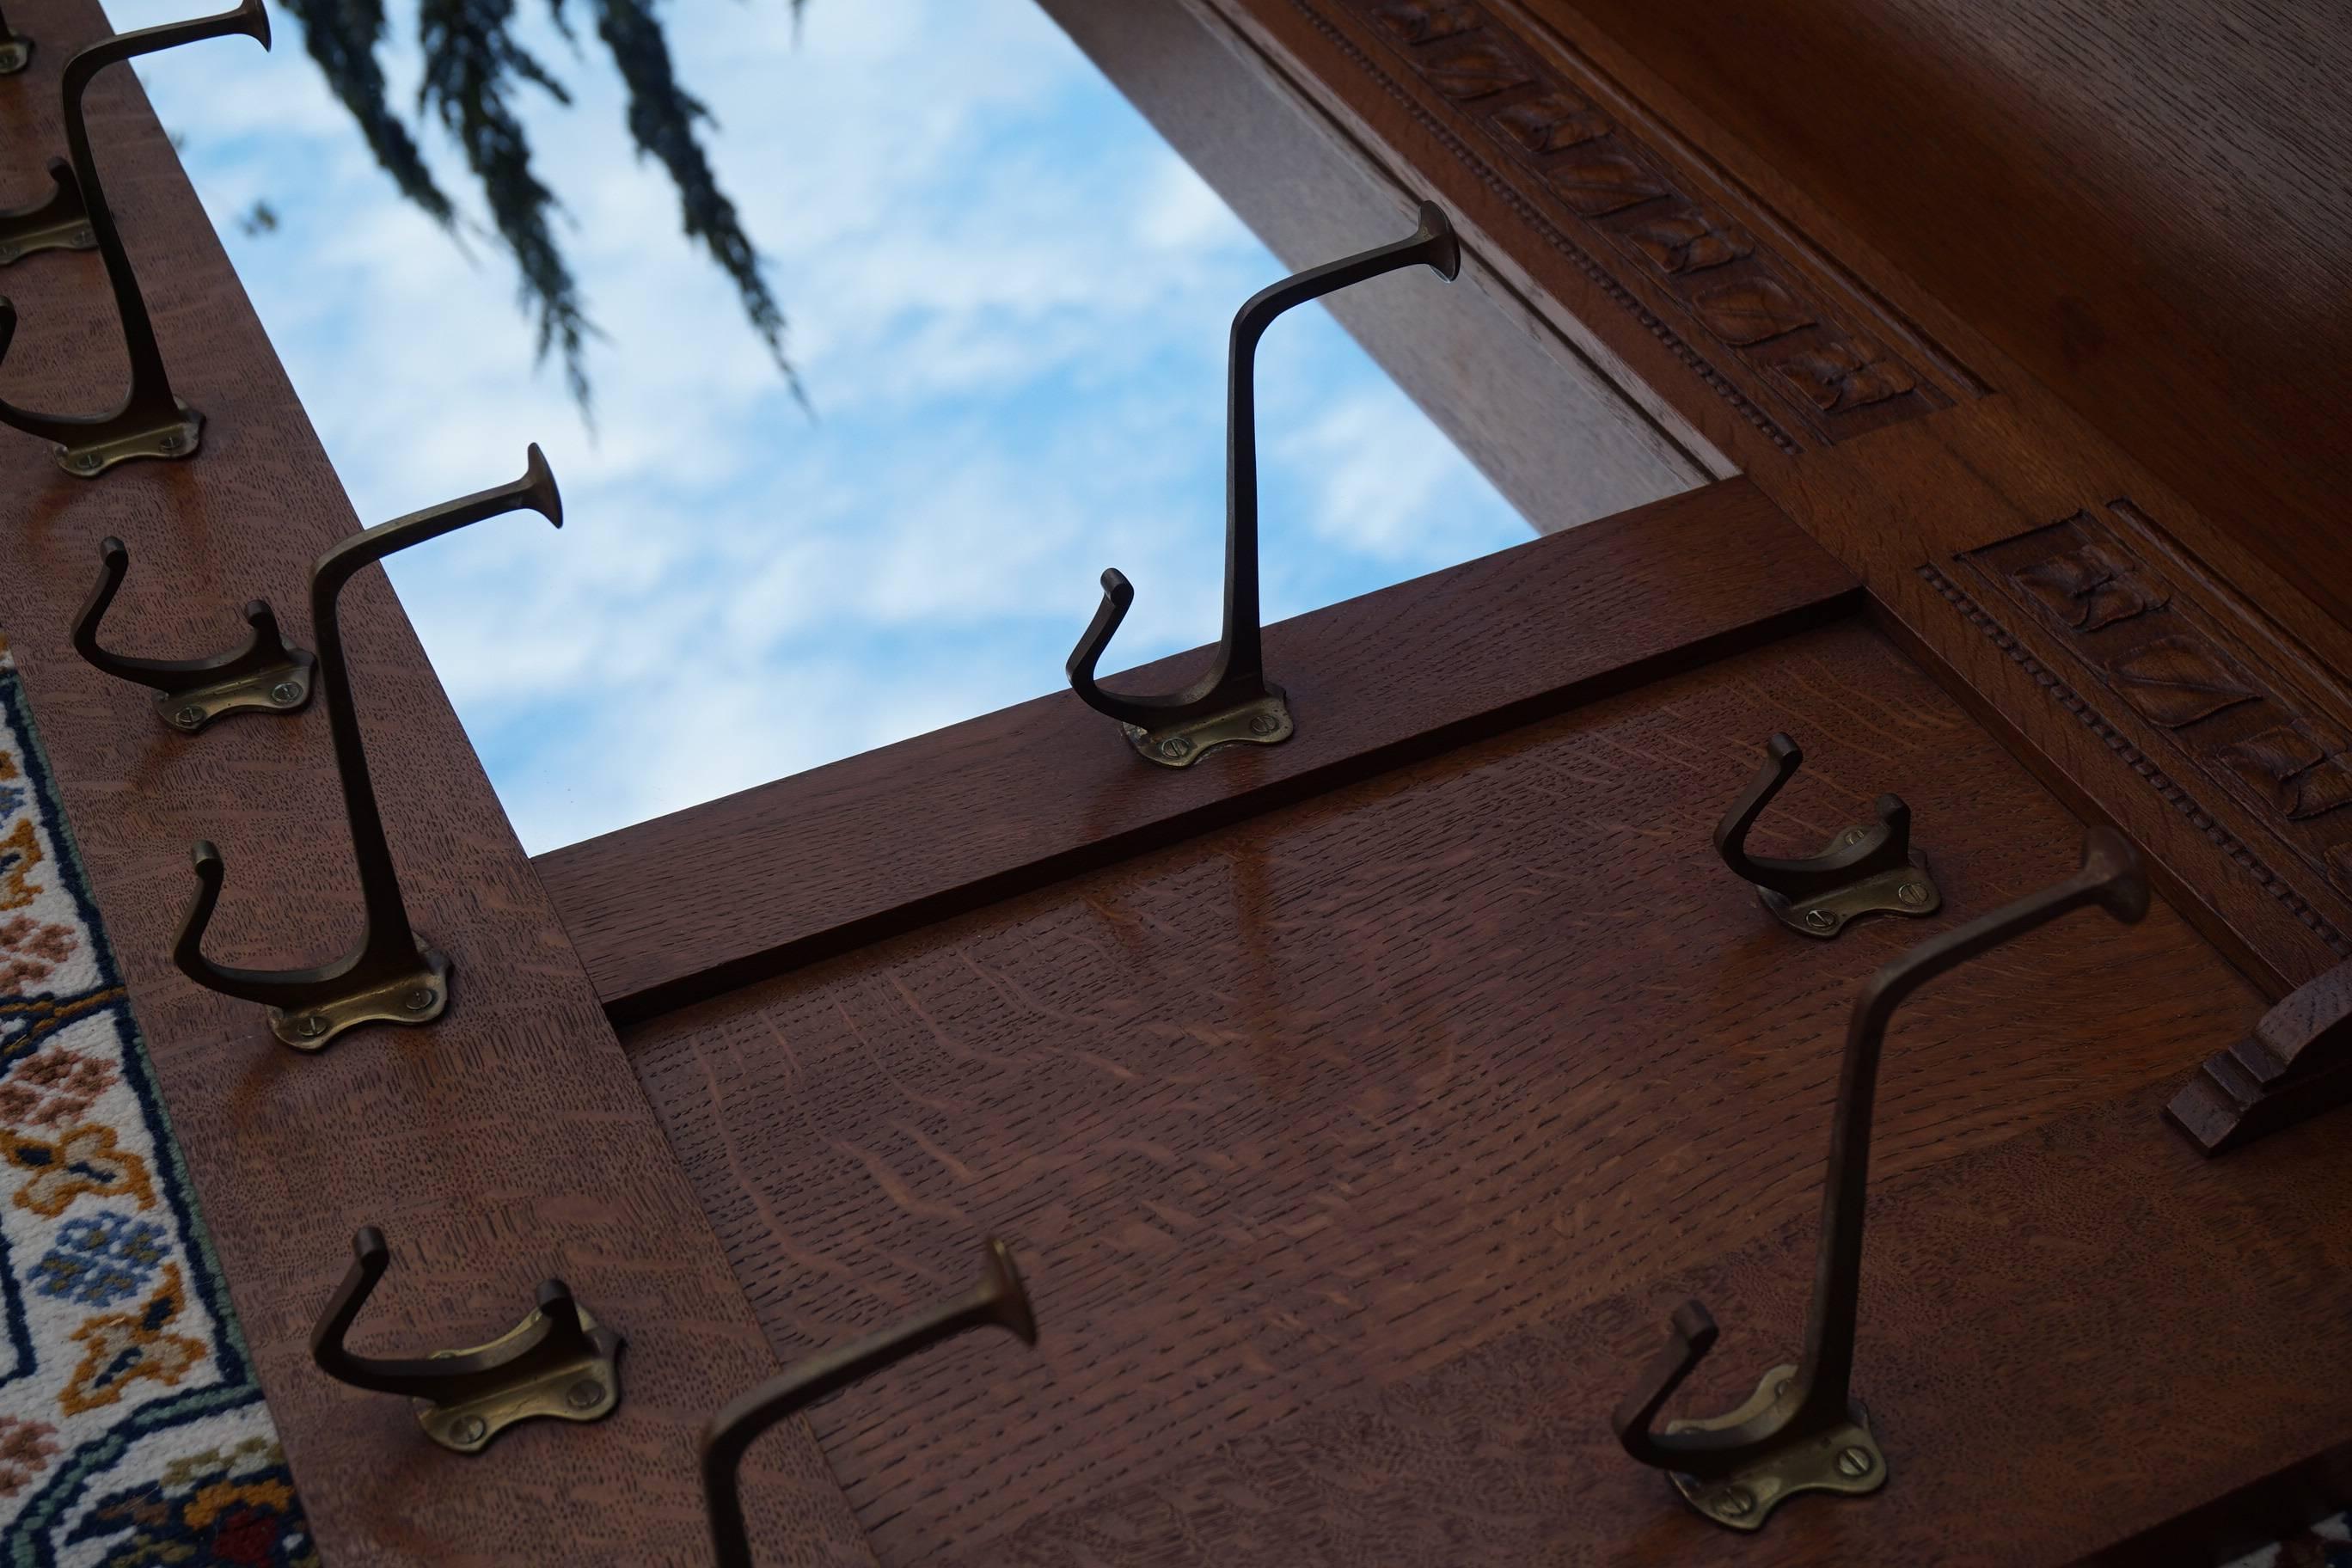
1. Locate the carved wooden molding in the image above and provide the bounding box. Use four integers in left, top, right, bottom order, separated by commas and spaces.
1917, 560, 2351, 965
2168, 959, 2352, 1155
1310, 0, 1949, 449
1960, 509, 2352, 922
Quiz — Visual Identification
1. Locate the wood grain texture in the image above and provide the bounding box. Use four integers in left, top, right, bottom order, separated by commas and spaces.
0, 6, 867, 1561
536, 478, 1858, 1021
1503, 0, 2352, 632
1197, 0, 2352, 999
952, 1080, 2352, 1567
622, 620, 2261, 1565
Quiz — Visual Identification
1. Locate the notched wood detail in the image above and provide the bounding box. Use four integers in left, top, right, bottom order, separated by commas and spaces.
1959, 507, 2352, 921
2168, 958, 2352, 1154
1326, 0, 1946, 445
1617, 205, 1749, 275
1491, 93, 1608, 152
2107, 636, 2261, 728
1919, 560, 2351, 964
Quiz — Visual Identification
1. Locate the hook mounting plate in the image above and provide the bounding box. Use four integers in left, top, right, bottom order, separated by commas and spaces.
1665, 1364, 1887, 1530
416, 1301, 622, 1455
154, 649, 315, 733
269, 942, 450, 1051
1757, 829, 1941, 938
54, 396, 202, 478
0, 213, 92, 266
1121, 685, 1293, 768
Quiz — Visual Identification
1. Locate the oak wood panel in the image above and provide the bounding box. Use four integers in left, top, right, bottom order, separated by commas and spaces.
1509, 0, 2352, 631
957, 1080, 2352, 1566
623, 619, 2260, 1565
536, 478, 1858, 1021
1202, 0, 2352, 1001
0, 6, 866, 1561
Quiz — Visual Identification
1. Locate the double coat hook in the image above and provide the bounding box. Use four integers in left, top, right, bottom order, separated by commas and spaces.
0, 0, 270, 475
703, 1240, 1037, 1568
1067, 200, 1460, 767
1614, 828, 2146, 1529
310, 1226, 622, 1455
174, 447, 561, 1049
1715, 732, 1944, 937
75, 536, 315, 731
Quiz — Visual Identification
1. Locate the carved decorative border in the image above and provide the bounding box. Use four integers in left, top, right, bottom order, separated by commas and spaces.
1304, 0, 1950, 450
1919, 561, 2352, 961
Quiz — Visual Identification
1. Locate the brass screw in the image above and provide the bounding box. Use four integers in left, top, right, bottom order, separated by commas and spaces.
1715, 1485, 1756, 1519
296, 1014, 328, 1038
158, 433, 181, 452
72, 226, 93, 245
403, 988, 435, 1013
1804, 909, 1836, 932
72, 452, 100, 470
1249, 714, 1279, 737
566, 1378, 604, 1411
1841, 828, 1868, 847
173, 706, 205, 728
271, 682, 300, 705
452, 1415, 488, 1446
1158, 737, 1192, 761
1836, 1446, 1874, 1478
1897, 882, 1929, 906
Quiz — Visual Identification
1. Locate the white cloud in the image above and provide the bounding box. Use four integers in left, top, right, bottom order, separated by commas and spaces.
121, 0, 1535, 852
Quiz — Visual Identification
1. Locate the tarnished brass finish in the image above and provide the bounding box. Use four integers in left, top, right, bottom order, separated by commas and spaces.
1118, 684, 1293, 767
75, 536, 315, 732
1614, 830, 2147, 1529
310, 1227, 622, 1456
0, 161, 94, 266
1068, 201, 1459, 767
0, 0, 267, 475
0, 3, 28, 73
1715, 732, 1942, 937
174, 447, 561, 1048
1664, 1364, 1885, 1529
702, 1239, 1038, 1568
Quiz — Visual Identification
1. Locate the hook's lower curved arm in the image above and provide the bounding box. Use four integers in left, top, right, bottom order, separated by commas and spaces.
1066, 568, 1232, 725
74, 536, 297, 692
173, 840, 362, 1008
310, 1226, 588, 1404
1713, 732, 1913, 899
1613, 1298, 1726, 1469
703, 1240, 1036, 1568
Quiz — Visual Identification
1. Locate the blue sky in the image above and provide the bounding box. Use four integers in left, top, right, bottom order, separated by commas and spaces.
116, 0, 1535, 850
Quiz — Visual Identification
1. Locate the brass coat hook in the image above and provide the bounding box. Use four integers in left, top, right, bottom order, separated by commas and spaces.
1614, 827, 2147, 1530
75, 536, 315, 731
0, 160, 91, 267
0, 0, 268, 475
1066, 200, 1460, 768
1714, 732, 1943, 937
310, 1226, 622, 1455
174, 446, 560, 1049
703, 1239, 1037, 1567
0, 3, 28, 73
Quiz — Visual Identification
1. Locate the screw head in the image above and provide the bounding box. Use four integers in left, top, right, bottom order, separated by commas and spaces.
1157, 736, 1192, 760
71, 226, 93, 246
271, 681, 301, 705
172, 705, 205, 728
1897, 882, 1929, 906
402, 988, 436, 1013
157, 432, 181, 452
1841, 828, 1869, 847
1836, 1445, 1874, 1479
1714, 1485, 1756, 1518
1804, 908, 1837, 932
1773, 1377, 1792, 1400
296, 1014, 328, 1038
566, 1377, 605, 1411
71, 451, 100, 470
452, 1415, 488, 1446
1248, 714, 1279, 737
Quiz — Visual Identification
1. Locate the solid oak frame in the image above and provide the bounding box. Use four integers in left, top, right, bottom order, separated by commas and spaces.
0, 0, 2345, 1564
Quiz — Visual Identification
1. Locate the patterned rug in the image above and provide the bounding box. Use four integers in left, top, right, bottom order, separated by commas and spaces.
0, 637, 2346, 1566
0, 634, 311, 1568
